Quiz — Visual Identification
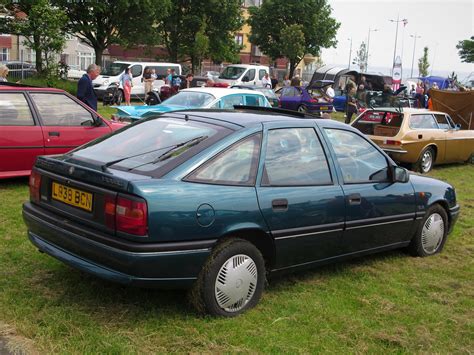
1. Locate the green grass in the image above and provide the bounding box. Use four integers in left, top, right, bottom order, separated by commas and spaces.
0, 168, 473, 351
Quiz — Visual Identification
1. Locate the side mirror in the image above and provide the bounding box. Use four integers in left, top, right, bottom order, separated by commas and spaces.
242, 76, 250, 82
393, 166, 409, 183
455, 123, 461, 130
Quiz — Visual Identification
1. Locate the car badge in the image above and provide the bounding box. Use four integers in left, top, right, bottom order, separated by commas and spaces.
69, 166, 75, 175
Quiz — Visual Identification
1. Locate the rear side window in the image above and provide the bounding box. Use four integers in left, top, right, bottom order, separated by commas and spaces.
221, 94, 244, 109
262, 128, 332, 186
0, 93, 34, 126
409, 114, 438, 129
259, 69, 267, 80
186, 133, 261, 186
244, 94, 265, 107
30, 93, 94, 126
280, 87, 299, 97
130, 65, 142, 77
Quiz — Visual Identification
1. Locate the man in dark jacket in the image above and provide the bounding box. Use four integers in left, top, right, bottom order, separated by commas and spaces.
77, 64, 100, 111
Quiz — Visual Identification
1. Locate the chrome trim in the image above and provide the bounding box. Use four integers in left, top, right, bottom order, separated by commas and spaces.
345, 218, 414, 230
383, 148, 408, 154
275, 228, 344, 240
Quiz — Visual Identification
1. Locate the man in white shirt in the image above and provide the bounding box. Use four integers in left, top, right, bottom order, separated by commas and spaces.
326, 84, 335, 100
261, 73, 271, 88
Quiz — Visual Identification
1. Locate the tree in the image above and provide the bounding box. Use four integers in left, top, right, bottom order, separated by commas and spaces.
418, 46, 430, 77
6, 0, 67, 74
156, 0, 242, 72
247, 0, 340, 78
456, 36, 474, 63
56, 0, 171, 66
353, 42, 367, 73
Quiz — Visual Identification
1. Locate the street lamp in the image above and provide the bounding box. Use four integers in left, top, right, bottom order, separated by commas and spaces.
347, 37, 352, 69
410, 33, 421, 78
389, 15, 408, 73
366, 28, 379, 72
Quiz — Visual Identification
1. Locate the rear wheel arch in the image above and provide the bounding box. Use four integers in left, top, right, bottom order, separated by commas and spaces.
419, 144, 438, 161
215, 229, 276, 270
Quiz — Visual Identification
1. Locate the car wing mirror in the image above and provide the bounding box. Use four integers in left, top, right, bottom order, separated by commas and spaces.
455, 123, 461, 130
393, 166, 409, 183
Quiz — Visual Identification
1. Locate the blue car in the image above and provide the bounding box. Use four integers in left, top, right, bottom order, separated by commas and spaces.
113, 87, 271, 122
23, 108, 459, 316
276, 80, 334, 115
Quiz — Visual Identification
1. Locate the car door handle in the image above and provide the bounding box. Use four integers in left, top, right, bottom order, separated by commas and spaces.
348, 193, 361, 205
48, 131, 60, 137
272, 199, 288, 211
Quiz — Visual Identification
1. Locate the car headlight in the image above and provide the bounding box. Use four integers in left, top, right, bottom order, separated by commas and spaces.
103, 80, 109, 86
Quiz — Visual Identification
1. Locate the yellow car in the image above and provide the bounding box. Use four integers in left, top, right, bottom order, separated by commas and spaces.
351, 108, 474, 173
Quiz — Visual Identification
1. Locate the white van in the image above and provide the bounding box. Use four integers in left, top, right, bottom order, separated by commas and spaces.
93, 61, 182, 100
216, 64, 270, 87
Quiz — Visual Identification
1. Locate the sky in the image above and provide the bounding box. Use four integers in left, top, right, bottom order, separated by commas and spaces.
320, 0, 474, 80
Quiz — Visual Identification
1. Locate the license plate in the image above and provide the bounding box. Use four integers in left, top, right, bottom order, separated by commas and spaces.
52, 182, 93, 212
320, 106, 328, 111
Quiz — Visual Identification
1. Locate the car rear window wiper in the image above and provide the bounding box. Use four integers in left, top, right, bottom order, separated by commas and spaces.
151, 135, 208, 164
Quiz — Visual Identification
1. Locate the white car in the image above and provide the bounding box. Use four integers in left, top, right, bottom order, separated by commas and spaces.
66, 65, 86, 80
114, 87, 272, 122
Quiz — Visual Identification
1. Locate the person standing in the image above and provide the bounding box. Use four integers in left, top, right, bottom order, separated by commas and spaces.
165, 68, 172, 85
283, 75, 291, 86
345, 86, 358, 124
261, 72, 271, 88
143, 68, 153, 96
184, 73, 194, 89
0, 64, 9, 82
77, 64, 100, 111
270, 73, 278, 89
119, 67, 133, 106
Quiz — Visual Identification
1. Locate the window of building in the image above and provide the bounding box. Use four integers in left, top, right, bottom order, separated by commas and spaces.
0, 48, 9, 61
235, 33, 244, 46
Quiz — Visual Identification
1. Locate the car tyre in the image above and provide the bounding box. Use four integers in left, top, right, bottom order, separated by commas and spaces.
297, 105, 307, 113
189, 238, 266, 317
408, 204, 448, 257
416, 146, 435, 173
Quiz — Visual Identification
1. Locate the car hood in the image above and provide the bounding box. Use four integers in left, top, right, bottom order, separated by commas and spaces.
115, 104, 188, 120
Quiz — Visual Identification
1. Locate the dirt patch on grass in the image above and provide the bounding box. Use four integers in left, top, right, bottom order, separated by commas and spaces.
0, 323, 37, 355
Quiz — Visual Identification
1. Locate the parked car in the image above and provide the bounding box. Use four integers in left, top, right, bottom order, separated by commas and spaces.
93, 61, 182, 100
351, 108, 474, 173
23, 107, 460, 316
230, 85, 279, 107
66, 65, 86, 80
275, 80, 334, 115
1, 61, 36, 80
216, 64, 270, 87
0, 82, 124, 179
113, 87, 271, 122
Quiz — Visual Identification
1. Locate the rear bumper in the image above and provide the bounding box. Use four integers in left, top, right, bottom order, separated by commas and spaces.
307, 105, 333, 114
23, 202, 213, 289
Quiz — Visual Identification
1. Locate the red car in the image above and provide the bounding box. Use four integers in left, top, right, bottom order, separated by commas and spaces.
0, 83, 124, 179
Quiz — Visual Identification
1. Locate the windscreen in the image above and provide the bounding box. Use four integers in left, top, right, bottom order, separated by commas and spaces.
71, 117, 230, 174
163, 91, 215, 108
219, 67, 246, 80
352, 111, 404, 137
101, 63, 129, 76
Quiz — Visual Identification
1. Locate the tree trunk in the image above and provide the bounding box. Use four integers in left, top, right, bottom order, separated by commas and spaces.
33, 34, 43, 73
95, 47, 103, 67
289, 60, 297, 79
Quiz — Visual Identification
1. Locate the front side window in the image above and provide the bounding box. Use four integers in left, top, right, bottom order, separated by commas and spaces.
325, 129, 389, 183
280, 87, 298, 97
246, 69, 256, 81
409, 114, 438, 129
262, 128, 332, 186
219, 66, 246, 80
244, 94, 265, 107
0, 93, 34, 126
186, 133, 261, 186
30, 93, 94, 126
130, 65, 142, 77
434, 114, 453, 129
259, 69, 266, 80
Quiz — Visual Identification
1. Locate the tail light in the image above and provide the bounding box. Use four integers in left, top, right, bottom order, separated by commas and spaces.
29, 170, 41, 203
309, 98, 319, 103
386, 140, 402, 146
104, 194, 148, 236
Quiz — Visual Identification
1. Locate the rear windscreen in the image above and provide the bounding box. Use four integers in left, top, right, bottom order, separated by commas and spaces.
70, 117, 231, 176
352, 111, 404, 137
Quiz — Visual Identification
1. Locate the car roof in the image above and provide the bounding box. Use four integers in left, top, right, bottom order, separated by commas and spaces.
164, 108, 348, 130
364, 107, 446, 115
0, 83, 64, 92
181, 87, 267, 98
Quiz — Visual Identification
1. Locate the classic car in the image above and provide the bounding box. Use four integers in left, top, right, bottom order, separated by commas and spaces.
351, 108, 474, 173
0, 83, 124, 179
275, 80, 334, 115
113, 87, 271, 122
23, 107, 459, 316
